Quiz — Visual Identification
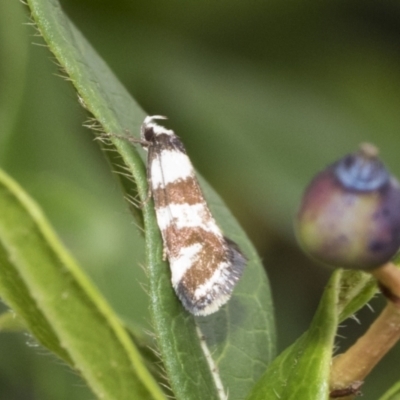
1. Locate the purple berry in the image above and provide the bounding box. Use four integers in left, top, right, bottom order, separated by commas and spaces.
296, 144, 400, 270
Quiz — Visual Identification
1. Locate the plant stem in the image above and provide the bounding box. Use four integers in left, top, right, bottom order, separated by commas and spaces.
330, 262, 400, 399
330, 303, 400, 398
372, 262, 400, 300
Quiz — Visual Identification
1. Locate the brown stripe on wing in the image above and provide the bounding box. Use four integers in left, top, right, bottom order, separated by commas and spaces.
175, 234, 247, 315
171, 227, 228, 288
152, 177, 206, 207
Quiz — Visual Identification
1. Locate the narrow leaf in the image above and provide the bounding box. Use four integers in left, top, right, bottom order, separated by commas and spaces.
0, 168, 165, 400
247, 267, 378, 400
247, 270, 342, 400
25, 1, 276, 399
336, 270, 377, 322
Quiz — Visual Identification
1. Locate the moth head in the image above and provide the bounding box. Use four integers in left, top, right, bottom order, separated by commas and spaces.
141, 115, 169, 143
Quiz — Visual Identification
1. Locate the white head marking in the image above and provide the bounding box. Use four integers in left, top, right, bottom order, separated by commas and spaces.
141, 115, 175, 141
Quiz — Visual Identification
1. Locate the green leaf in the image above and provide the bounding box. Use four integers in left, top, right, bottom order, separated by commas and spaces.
380, 382, 400, 400
0, 168, 165, 400
246, 268, 376, 400
147, 181, 276, 400
24, 0, 276, 399
336, 270, 377, 322
195, 179, 276, 400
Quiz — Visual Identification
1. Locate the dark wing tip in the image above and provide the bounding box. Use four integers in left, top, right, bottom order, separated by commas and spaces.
174, 237, 247, 316
224, 236, 247, 277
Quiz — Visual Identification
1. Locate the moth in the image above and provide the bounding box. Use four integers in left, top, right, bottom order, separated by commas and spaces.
139, 116, 246, 316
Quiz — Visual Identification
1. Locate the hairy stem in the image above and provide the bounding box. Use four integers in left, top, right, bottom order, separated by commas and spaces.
330, 263, 400, 399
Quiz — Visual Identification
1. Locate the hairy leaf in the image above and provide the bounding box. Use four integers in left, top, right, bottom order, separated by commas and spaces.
25, 0, 276, 399
0, 169, 165, 400
247, 268, 376, 400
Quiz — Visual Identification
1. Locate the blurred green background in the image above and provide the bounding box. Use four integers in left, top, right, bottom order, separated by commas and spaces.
1, 0, 400, 399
